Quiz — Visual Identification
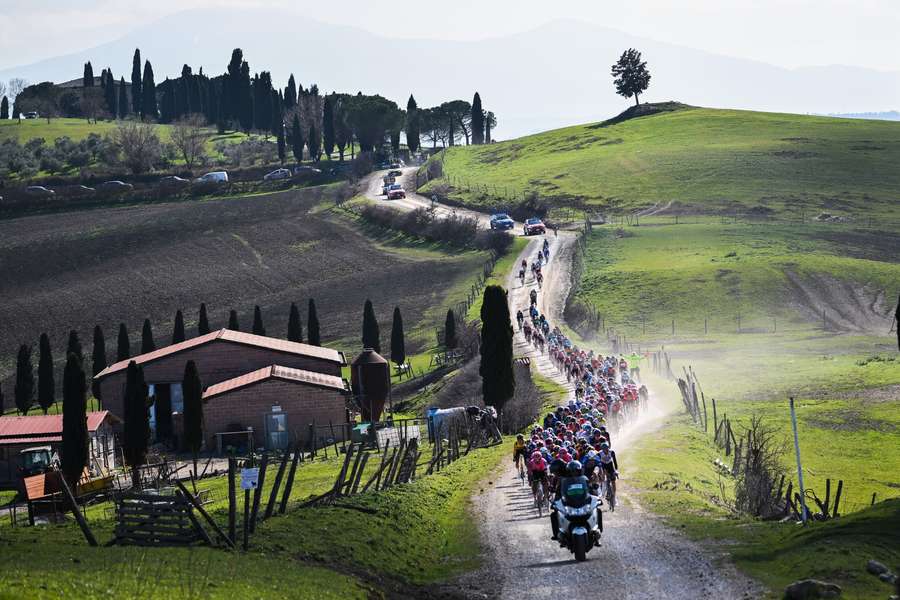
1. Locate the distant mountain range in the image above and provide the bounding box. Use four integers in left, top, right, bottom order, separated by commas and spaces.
827, 111, 900, 121
2, 10, 899, 139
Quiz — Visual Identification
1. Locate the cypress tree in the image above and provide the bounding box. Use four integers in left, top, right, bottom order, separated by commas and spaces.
37, 333, 55, 414
287, 302, 303, 342
0, 96, 8, 120
0, 383, 4, 415
117, 323, 130, 361
406, 95, 420, 152
479, 285, 515, 411
284, 74, 297, 109
252, 305, 266, 336
104, 68, 117, 115
131, 48, 142, 114
61, 352, 88, 486
141, 319, 155, 354
307, 299, 321, 346
308, 124, 321, 162
14, 344, 35, 415
390, 307, 406, 366
117, 76, 128, 118
123, 361, 149, 488
67, 330, 83, 363
239, 60, 253, 133
277, 121, 286, 164
141, 60, 158, 120
91, 325, 107, 402
291, 113, 304, 162
445, 309, 457, 349
198, 303, 211, 335
322, 95, 335, 159
182, 360, 203, 477
228, 310, 240, 331
83, 62, 94, 87
471, 92, 484, 145
172, 310, 186, 344
362, 299, 381, 353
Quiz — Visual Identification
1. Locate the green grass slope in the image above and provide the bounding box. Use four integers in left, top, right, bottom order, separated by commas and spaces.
426, 105, 900, 218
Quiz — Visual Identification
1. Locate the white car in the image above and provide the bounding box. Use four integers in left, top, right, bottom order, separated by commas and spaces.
26, 186, 55, 197
263, 168, 292, 181
195, 171, 229, 184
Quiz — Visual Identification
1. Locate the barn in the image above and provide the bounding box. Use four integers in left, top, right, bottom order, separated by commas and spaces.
92, 328, 349, 451
0, 411, 119, 487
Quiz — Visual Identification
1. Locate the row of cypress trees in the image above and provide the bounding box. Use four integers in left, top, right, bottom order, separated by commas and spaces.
2, 300, 324, 416
361, 299, 407, 367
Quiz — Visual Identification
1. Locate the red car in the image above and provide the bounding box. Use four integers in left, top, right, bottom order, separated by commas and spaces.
388, 186, 406, 199
524, 218, 546, 235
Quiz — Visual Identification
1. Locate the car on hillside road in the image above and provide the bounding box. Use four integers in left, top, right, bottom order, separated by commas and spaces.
159, 175, 190, 189
388, 169, 403, 178
523, 217, 546, 235
490, 213, 515, 231
97, 180, 134, 195
25, 186, 55, 197
68, 185, 96, 196
195, 171, 229, 185
387, 185, 406, 200
293, 165, 322, 177
23, 111, 39, 120
263, 168, 292, 181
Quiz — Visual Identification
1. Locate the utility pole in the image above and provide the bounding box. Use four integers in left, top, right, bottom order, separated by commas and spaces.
789, 397, 809, 526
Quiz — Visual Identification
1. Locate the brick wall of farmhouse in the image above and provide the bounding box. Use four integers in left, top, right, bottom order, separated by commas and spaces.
99, 340, 341, 419
203, 380, 347, 449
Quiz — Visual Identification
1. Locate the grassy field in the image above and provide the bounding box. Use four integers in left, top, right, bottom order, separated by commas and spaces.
421, 105, 900, 219
0, 434, 507, 598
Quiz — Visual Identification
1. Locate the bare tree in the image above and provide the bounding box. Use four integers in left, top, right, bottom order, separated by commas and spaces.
170, 114, 209, 170
734, 415, 789, 518
110, 121, 162, 174
7, 78, 27, 120
80, 88, 105, 124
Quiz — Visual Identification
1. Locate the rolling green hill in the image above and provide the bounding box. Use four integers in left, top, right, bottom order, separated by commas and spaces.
424, 104, 900, 218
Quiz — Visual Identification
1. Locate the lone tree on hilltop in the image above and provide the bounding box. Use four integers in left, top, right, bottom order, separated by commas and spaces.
198, 303, 211, 335
61, 352, 88, 487
479, 285, 515, 412
287, 302, 303, 343
445, 309, 457, 349
14, 344, 35, 415
37, 333, 55, 414
141, 319, 156, 353
406, 95, 420, 153
172, 310, 186, 344
307, 299, 321, 346
91, 325, 107, 403
182, 360, 203, 478
252, 305, 266, 336
228, 310, 240, 331
390, 307, 406, 367
117, 323, 130, 361
611, 48, 651, 106
123, 361, 149, 488
362, 299, 381, 352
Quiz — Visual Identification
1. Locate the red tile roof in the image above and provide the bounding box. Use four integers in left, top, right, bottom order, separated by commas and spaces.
203, 365, 348, 400
95, 329, 345, 379
0, 411, 117, 445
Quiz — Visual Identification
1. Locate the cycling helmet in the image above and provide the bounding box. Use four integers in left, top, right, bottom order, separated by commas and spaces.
516, 433, 524, 441
531, 450, 543, 461
600, 442, 610, 450
566, 460, 583, 477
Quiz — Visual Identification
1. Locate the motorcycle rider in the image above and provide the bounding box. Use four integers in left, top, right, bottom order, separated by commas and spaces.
550, 460, 595, 542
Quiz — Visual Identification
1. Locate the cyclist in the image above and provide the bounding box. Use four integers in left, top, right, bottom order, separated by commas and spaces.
516, 309, 524, 330
528, 450, 550, 506
530, 288, 538, 306
597, 441, 619, 502
512, 434, 527, 477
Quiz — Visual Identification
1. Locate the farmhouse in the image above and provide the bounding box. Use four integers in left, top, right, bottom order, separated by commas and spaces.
93, 328, 349, 450
0, 411, 119, 484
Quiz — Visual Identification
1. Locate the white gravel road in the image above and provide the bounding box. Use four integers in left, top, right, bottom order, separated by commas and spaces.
362, 167, 762, 599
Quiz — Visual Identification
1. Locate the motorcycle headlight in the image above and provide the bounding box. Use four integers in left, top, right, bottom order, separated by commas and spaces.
566, 505, 593, 517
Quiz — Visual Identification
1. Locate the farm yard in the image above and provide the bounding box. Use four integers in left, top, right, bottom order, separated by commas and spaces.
0, 183, 492, 397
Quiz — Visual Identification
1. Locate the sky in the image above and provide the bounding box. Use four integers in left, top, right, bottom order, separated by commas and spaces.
0, 0, 898, 72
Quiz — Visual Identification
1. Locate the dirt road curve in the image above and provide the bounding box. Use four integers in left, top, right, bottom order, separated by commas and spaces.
362, 167, 760, 599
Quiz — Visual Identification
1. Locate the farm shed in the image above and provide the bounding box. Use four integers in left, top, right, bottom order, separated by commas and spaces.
202, 365, 349, 451
0, 411, 119, 486
94, 328, 347, 444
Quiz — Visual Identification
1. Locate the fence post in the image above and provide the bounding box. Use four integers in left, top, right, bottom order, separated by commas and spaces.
789, 397, 809, 525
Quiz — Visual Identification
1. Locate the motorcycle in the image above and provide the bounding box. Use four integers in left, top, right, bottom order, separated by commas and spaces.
552, 483, 603, 561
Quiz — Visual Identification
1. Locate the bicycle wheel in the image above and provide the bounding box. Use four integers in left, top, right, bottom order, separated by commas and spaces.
535, 484, 544, 517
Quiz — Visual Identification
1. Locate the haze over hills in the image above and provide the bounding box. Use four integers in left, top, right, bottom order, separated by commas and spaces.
2, 8, 899, 138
